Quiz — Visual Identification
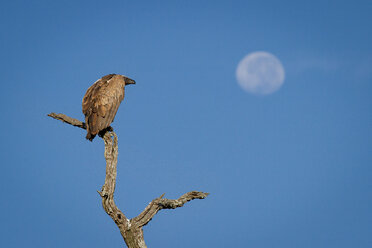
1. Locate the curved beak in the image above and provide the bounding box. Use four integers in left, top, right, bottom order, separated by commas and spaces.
121, 75, 136, 85
126, 78, 136, 85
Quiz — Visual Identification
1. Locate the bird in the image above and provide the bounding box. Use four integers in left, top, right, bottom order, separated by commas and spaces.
82, 74, 135, 141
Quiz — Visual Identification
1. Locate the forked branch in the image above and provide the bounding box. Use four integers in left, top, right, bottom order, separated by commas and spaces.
48, 112, 209, 248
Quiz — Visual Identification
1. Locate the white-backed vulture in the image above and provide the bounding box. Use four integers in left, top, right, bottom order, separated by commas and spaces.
82, 74, 135, 141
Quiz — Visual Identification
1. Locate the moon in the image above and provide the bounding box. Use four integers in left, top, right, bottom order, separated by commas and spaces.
236, 51, 285, 95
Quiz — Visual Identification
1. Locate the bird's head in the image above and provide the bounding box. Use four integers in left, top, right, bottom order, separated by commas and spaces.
122, 75, 136, 86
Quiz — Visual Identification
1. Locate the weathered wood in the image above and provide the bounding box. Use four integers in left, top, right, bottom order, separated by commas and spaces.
48, 112, 209, 248
48, 113, 86, 129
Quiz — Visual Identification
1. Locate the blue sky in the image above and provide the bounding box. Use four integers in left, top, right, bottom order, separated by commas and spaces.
0, 0, 371, 247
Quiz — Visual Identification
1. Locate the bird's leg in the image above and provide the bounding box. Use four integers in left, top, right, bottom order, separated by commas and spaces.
98, 126, 114, 138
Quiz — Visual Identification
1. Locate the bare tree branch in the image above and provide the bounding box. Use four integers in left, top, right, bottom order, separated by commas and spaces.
133, 191, 209, 228
48, 112, 209, 248
48, 113, 86, 129
99, 131, 132, 244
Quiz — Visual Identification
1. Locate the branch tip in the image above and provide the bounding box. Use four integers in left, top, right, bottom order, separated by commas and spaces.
47, 112, 86, 129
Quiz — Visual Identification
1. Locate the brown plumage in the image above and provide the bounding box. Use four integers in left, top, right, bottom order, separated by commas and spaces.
82, 74, 135, 141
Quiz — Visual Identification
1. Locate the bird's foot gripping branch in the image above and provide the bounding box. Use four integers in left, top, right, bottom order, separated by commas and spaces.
48, 112, 209, 248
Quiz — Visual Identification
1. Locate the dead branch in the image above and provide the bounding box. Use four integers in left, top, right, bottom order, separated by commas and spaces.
48, 113, 86, 129
133, 191, 209, 228
48, 112, 209, 248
